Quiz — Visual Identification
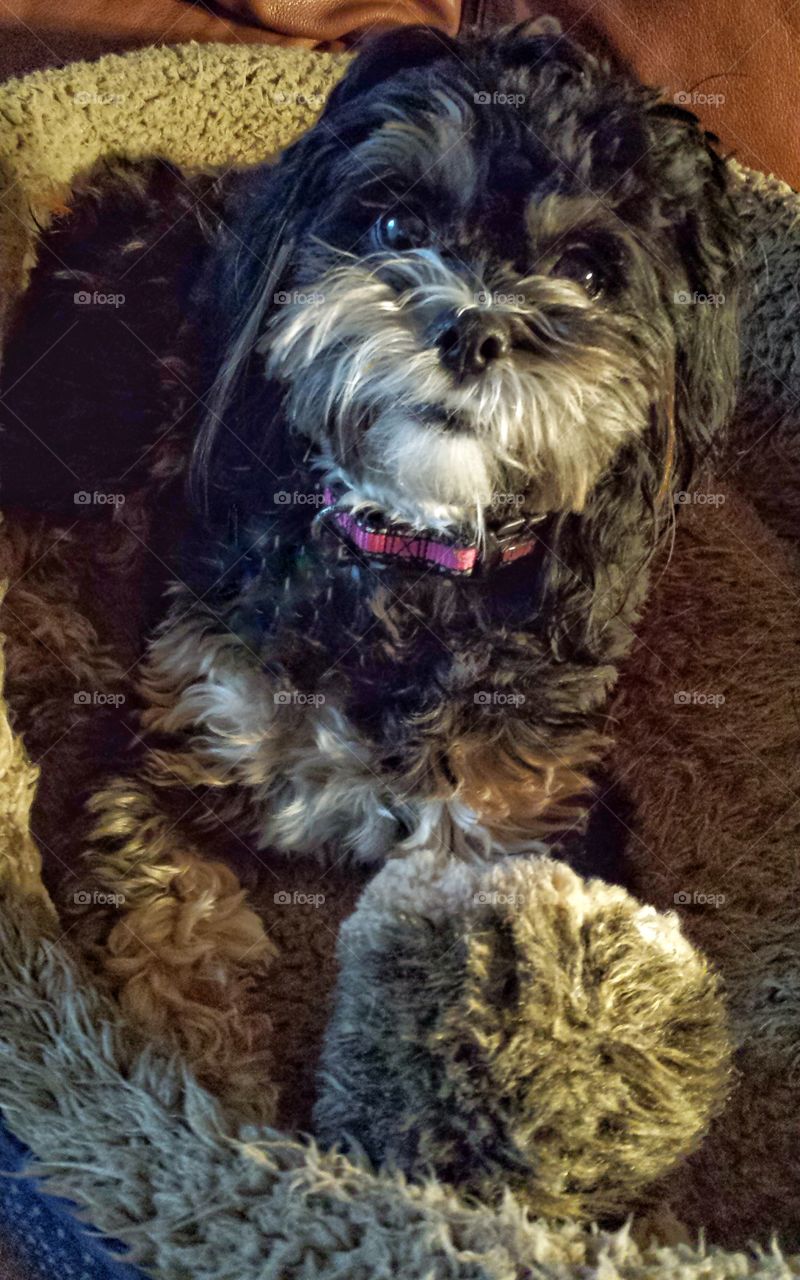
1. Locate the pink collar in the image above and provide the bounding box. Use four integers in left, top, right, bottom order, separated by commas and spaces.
320, 488, 542, 577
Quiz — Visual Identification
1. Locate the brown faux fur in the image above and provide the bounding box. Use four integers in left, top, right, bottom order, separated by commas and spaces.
612, 479, 800, 1245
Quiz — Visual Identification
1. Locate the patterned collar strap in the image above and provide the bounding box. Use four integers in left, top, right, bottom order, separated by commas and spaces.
320, 488, 541, 577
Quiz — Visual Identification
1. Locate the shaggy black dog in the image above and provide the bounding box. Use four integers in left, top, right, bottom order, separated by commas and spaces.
0, 19, 741, 1111
172, 17, 740, 856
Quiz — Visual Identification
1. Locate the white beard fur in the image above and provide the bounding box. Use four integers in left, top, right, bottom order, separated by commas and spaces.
262, 246, 653, 530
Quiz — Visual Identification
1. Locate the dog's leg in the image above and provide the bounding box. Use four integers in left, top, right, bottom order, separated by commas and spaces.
72, 771, 277, 1124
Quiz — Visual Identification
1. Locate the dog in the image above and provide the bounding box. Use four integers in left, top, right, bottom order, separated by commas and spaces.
0, 19, 742, 1115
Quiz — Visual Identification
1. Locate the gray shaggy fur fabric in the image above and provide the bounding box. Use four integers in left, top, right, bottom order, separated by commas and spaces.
314, 852, 730, 1220
0, 40, 799, 1280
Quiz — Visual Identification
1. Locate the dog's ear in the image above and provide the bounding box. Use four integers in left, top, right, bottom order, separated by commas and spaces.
191, 25, 466, 509
321, 25, 461, 117
189, 139, 331, 510
649, 107, 742, 461
199, 23, 462, 372
196, 24, 460, 379
512, 15, 563, 37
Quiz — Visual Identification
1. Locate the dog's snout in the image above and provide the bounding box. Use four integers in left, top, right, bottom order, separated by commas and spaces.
435, 312, 510, 378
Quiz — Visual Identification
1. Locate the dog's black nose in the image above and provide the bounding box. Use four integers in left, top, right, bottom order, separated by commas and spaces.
436, 312, 510, 378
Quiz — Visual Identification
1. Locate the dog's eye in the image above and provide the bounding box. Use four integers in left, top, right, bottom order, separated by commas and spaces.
552, 244, 607, 298
374, 212, 428, 252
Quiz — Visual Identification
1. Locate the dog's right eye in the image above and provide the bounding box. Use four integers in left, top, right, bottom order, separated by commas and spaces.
552, 243, 607, 297
373, 212, 428, 252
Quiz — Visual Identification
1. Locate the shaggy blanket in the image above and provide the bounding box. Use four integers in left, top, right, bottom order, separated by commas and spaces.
0, 39, 799, 1280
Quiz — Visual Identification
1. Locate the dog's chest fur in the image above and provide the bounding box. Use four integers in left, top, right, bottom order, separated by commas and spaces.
140, 501, 634, 865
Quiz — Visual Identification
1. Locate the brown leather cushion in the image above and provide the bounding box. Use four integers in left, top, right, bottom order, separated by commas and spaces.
467, 1, 799, 190
214, 0, 459, 40
0, 0, 459, 81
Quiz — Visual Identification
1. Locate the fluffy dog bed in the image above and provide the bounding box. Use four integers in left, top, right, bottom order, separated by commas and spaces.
0, 38, 799, 1279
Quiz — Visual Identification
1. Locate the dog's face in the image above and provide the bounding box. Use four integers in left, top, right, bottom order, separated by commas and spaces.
200, 20, 740, 542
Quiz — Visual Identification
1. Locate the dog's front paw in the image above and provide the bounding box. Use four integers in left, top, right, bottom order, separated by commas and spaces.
313, 851, 731, 1220
101, 852, 277, 1124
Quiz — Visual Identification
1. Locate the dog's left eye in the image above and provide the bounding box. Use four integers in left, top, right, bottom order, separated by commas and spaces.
552, 244, 607, 298
373, 212, 428, 253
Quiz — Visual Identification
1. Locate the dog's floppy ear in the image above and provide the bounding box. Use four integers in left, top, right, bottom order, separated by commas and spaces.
649, 106, 742, 458
189, 137, 333, 509
512, 14, 563, 37
199, 23, 460, 377
321, 25, 461, 117
191, 25, 466, 509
